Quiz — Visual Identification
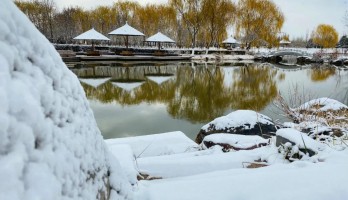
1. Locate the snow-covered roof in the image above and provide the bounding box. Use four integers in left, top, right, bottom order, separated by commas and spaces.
73, 28, 110, 40
109, 22, 145, 36
222, 37, 239, 44
279, 39, 291, 44
146, 32, 175, 43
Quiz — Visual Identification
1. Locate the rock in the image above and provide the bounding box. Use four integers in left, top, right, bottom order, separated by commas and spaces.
283, 121, 346, 143
276, 128, 325, 161
0, 1, 132, 199
196, 110, 277, 144
202, 133, 270, 152
297, 56, 312, 64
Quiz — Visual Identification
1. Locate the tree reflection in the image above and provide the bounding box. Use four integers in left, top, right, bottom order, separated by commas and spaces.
309, 66, 336, 82
78, 62, 278, 123
167, 65, 232, 123
230, 64, 278, 110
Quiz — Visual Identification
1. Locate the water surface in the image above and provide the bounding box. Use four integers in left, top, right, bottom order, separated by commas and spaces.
70, 62, 348, 139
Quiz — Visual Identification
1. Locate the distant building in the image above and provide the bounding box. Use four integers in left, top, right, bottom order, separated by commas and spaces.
337, 35, 348, 48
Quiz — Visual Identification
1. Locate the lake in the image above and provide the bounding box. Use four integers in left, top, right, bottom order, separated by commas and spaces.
69, 61, 348, 140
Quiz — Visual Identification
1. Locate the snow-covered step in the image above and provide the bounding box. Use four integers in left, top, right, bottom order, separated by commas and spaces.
105, 131, 199, 158
136, 146, 276, 178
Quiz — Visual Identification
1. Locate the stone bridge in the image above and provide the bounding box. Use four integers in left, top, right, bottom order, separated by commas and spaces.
268, 49, 312, 57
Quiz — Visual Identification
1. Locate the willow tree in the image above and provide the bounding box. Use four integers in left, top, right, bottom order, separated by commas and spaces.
170, 0, 204, 47
112, 1, 140, 27
200, 0, 236, 47
312, 24, 339, 48
235, 0, 284, 49
90, 6, 116, 35
135, 4, 177, 37
15, 0, 56, 40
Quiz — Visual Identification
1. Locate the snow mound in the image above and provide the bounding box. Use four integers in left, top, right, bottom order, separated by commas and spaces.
107, 144, 139, 186
202, 110, 274, 131
296, 97, 348, 112
105, 131, 198, 158
0, 1, 131, 200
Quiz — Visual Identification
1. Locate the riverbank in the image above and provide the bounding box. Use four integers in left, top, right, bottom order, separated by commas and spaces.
105, 98, 348, 200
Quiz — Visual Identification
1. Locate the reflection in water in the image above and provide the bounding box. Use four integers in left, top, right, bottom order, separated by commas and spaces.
309, 65, 336, 82
69, 62, 348, 139
76, 63, 278, 123
230, 64, 278, 110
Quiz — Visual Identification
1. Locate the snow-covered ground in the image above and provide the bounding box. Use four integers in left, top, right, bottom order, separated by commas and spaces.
2, 1, 348, 200
104, 130, 348, 200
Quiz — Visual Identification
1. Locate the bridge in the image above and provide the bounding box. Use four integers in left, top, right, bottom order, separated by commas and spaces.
267, 49, 312, 57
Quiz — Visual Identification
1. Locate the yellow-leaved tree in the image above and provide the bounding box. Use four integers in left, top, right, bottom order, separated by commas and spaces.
200, 0, 236, 47
235, 0, 284, 49
312, 24, 339, 48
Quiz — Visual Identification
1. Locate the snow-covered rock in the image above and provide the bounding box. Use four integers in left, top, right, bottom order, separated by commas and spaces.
196, 110, 277, 143
202, 133, 270, 152
276, 128, 326, 159
0, 1, 132, 200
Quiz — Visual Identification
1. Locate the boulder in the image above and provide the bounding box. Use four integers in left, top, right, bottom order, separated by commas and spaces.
276, 128, 325, 161
0, 1, 132, 200
284, 121, 345, 142
196, 110, 277, 144
202, 133, 270, 152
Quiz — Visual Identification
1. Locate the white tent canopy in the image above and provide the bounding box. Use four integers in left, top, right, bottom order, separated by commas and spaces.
73, 28, 110, 41
222, 37, 239, 44
146, 32, 175, 43
108, 22, 144, 49
109, 22, 144, 36
280, 39, 291, 44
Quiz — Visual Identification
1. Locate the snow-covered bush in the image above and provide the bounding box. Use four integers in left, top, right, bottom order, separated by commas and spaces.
0, 1, 132, 200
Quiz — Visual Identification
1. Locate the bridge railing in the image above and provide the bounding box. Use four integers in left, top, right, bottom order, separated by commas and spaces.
264, 48, 312, 57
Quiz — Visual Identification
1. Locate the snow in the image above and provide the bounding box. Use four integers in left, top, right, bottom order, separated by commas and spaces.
105, 131, 199, 158
79, 77, 111, 88
279, 39, 291, 44
111, 81, 145, 91
136, 147, 270, 178
131, 129, 348, 200
139, 158, 348, 200
296, 97, 348, 112
222, 37, 239, 44
202, 133, 269, 149
146, 32, 175, 43
146, 75, 174, 85
276, 128, 326, 151
0, 1, 132, 199
73, 28, 110, 40
202, 110, 274, 131
109, 22, 144, 36
108, 144, 139, 185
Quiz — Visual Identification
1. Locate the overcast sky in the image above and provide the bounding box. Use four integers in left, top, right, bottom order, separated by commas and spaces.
52, 0, 347, 39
